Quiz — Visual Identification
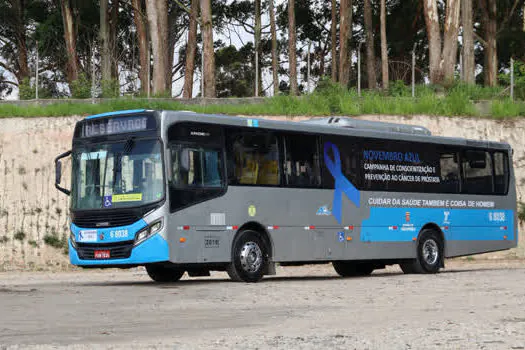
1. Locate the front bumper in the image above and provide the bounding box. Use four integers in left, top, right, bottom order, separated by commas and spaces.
69, 233, 169, 266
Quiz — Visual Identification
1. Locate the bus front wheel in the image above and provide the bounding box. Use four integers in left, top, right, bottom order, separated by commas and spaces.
146, 264, 185, 282
400, 229, 443, 274
227, 230, 267, 283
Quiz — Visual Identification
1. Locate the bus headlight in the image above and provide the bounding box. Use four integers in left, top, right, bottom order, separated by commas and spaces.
134, 219, 163, 246
69, 231, 77, 249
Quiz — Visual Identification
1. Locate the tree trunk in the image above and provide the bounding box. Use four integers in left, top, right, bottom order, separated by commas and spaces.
200, 0, 216, 97
481, 0, 497, 87
145, 0, 169, 96
100, 0, 111, 82
331, 0, 337, 82
132, 0, 149, 94
254, 0, 262, 96
183, 0, 199, 99
60, 0, 79, 84
422, 0, 443, 84
13, 0, 29, 82
269, 0, 279, 95
441, 0, 460, 83
364, 0, 376, 89
461, 0, 475, 84
380, 0, 388, 89
109, 0, 119, 79
339, 0, 352, 87
167, 9, 178, 95
288, 0, 298, 95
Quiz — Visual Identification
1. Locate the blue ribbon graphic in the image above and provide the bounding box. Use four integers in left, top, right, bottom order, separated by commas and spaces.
324, 142, 360, 224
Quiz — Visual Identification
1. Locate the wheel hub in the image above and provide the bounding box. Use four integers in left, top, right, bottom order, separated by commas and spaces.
239, 241, 263, 273
422, 239, 439, 265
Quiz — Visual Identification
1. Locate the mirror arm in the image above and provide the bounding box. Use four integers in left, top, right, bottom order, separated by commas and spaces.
55, 150, 72, 196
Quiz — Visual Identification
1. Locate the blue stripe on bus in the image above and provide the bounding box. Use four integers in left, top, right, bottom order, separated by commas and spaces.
69, 233, 169, 266
85, 109, 146, 120
360, 207, 514, 242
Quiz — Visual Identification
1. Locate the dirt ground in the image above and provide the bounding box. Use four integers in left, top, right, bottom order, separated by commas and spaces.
1, 260, 525, 350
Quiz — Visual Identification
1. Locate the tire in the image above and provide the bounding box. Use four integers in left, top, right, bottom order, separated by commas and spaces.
146, 264, 185, 282
400, 229, 443, 274
333, 261, 375, 277
227, 230, 267, 283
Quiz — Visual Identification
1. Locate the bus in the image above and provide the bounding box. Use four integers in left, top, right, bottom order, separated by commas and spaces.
55, 109, 517, 282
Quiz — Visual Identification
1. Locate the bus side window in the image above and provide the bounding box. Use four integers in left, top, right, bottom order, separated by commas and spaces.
493, 152, 509, 194
227, 130, 280, 186
283, 134, 321, 187
439, 152, 459, 193
461, 150, 493, 194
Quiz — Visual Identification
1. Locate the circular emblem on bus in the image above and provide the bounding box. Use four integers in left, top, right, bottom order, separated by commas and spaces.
248, 205, 256, 217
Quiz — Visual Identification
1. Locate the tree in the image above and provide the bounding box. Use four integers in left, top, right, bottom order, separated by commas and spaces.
253, 0, 262, 95
288, 0, 298, 95
364, 0, 376, 89
145, 0, 169, 95
183, 0, 199, 98
380, 0, 388, 89
461, 0, 475, 84
132, 0, 149, 94
200, 0, 216, 97
59, 0, 79, 84
215, 43, 255, 97
478, 0, 497, 86
100, 0, 111, 82
422, 0, 461, 85
269, 0, 279, 95
0, 0, 30, 86
331, 0, 337, 82
338, 0, 352, 86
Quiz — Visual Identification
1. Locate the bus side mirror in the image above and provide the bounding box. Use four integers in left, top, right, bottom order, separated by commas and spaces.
55, 150, 72, 196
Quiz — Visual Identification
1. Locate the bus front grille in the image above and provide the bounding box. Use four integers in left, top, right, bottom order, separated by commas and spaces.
72, 211, 140, 228
76, 241, 134, 260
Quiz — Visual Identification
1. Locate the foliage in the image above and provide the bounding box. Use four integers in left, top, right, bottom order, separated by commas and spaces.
14, 230, 26, 241
1, 84, 525, 119
69, 73, 92, 99
101, 79, 120, 98
499, 60, 525, 101
518, 202, 525, 222
43, 232, 67, 250
19, 78, 35, 100
215, 44, 256, 98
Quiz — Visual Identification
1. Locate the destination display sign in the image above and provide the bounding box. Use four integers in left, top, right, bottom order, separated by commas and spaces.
75, 115, 157, 138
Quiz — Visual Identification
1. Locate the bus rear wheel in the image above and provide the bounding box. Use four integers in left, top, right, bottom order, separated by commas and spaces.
333, 261, 375, 277
400, 229, 443, 274
146, 264, 185, 282
227, 230, 267, 283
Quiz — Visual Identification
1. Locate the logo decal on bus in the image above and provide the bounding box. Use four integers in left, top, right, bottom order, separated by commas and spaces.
324, 142, 361, 224
316, 205, 332, 216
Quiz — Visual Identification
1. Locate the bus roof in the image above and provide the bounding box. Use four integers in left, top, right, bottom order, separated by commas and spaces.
160, 110, 511, 151
85, 109, 148, 120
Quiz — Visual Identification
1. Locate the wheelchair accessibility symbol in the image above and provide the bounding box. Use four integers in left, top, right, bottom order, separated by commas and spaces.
103, 195, 113, 208
337, 231, 345, 242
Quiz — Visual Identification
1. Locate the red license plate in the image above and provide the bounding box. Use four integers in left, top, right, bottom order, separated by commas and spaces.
94, 250, 110, 259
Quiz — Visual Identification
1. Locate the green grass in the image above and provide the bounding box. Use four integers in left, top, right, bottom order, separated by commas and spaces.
0, 84, 524, 118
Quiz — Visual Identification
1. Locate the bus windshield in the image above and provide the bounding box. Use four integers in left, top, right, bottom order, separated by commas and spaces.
72, 139, 164, 210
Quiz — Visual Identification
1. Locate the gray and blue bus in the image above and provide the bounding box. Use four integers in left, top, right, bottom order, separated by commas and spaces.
55, 109, 517, 282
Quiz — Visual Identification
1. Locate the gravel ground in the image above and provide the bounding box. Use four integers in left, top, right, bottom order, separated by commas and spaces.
1, 260, 525, 350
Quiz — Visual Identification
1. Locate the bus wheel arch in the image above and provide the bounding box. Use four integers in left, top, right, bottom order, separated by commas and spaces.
400, 224, 445, 274
227, 222, 273, 282
235, 221, 274, 260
